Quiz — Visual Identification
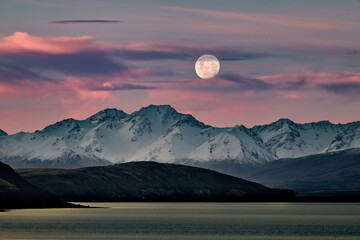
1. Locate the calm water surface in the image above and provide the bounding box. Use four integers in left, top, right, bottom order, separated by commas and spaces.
1, 203, 359, 240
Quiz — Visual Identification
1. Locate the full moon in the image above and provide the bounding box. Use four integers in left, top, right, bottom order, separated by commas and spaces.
195, 54, 220, 79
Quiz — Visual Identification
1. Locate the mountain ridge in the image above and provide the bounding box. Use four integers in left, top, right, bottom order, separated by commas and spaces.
240, 148, 360, 197
16, 161, 295, 202
0, 129, 7, 136
0, 104, 359, 170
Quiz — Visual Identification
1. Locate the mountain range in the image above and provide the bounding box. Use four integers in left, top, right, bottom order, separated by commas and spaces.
0, 105, 359, 173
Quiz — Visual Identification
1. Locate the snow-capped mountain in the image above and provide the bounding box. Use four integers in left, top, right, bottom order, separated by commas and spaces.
0, 105, 359, 169
251, 119, 356, 159
187, 125, 275, 167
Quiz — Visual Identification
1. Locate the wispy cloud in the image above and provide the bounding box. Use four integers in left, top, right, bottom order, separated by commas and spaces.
109, 42, 268, 62
159, 5, 342, 30
176, 71, 360, 96
221, 73, 272, 91
50, 20, 123, 24
0, 32, 268, 60
319, 82, 360, 94
279, 78, 308, 90
91, 83, 156, 91
6, 51, 128, 77
0, 61, 53, 83
24, 2, 346, 30
257, 72, 360, 96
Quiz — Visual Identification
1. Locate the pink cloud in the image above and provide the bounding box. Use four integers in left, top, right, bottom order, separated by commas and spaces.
0, 82, 18, 94
277, 92, 305, 99
0, 32, 215, 57
0, 32, 222, 56
0, 32, 94, 54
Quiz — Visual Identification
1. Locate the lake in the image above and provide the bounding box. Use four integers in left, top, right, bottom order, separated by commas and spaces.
1, 203, 359, 239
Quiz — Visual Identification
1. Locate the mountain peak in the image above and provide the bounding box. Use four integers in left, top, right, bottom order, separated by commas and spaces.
175, 114, 208, 128
252, 118, 296, 131
275, 118, 294, 125
0, 129, 7, 136
87, 108, 128, 123
311, 120, 332, 126
139, 104, 177, 113
135, 104, 180, 119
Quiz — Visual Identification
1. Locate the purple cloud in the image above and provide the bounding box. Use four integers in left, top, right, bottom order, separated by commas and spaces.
91, 83, 156, 91
0, 61, 53, 83
50, 20, 123, 24
280, 77, 308, 90
220, 73, 273, 91
319, 82, 360, 94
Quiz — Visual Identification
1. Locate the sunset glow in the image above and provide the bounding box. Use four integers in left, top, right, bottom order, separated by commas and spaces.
0, 1, 359, 134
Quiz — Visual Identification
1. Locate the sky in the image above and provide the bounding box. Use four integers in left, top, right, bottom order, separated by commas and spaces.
0, 0, 360, 134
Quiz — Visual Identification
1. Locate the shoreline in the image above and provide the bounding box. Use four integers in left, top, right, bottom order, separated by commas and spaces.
3, 197, 360, 211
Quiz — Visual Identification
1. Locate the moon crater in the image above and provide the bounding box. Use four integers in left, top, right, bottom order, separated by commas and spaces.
195, 54, 220, 79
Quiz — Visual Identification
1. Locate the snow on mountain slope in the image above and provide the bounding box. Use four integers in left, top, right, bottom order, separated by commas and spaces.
79, 105, 209, 163
0, 118, 112, 168
0, 104, 359, 169
251, 119, 346, 158
323, 121, 360, 152
86, 108, 128, 123
128, 114, 211, 163
188, 126, 275, 166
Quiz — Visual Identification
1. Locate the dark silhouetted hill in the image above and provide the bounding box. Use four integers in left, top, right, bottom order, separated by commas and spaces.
241, 148, 360, 199
17, 161, 294, 202
0, 161, 73, 209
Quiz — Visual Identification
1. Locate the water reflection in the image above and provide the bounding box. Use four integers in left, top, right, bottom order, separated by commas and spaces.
1, 203, 359, 240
